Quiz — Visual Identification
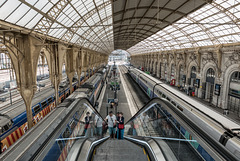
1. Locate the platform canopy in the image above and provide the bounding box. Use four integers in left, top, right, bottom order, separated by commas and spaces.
0, 0, 240, 55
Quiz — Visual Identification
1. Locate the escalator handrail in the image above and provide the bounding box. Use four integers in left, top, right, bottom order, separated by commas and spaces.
124, 97, 239, 161
125, 98, 159, 124
28, 98, 106, 160
77, 97, 108, 125
75, 136, 109, 161
124, 136, 165, 161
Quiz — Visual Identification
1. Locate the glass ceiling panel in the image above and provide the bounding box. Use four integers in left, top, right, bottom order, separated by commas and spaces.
25, 13, 43, 28
39, 2, 54, 13
0, 0, 113, 53
5, 4, 31, 24
1, 0, 240, 55
128, 0, 240, 55
0, 0, 21, 20
17, 9, 38, 27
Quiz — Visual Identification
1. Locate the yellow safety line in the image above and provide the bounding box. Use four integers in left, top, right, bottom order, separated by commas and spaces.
143, 148, 150, 161
91, 149, 96, 161
147, 154, 150, 161
143, 148, 146, 155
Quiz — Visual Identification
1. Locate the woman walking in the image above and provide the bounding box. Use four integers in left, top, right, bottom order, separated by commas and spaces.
117, 112, 124, 140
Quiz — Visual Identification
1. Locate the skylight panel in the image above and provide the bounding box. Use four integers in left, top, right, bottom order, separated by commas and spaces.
85, 1, 95, 11
95, 0, 103, 6
25, 13, 43, 28
37, 1, 53, 13
71, 34, 80, 43
40, 3, 53, 13
86, 17, 95, 26
5, 4, 31, 24
17, 9, 38, 27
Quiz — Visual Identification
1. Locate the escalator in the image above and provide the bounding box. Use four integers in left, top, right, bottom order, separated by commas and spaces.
6, 98, 239, 161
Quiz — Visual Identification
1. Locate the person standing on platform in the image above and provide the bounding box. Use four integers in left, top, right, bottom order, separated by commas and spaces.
105, 111, 117, 139
115, 112, 120, 139
84, 112, 93, 137
117, 112, 124, 140
95, 115, 103, 138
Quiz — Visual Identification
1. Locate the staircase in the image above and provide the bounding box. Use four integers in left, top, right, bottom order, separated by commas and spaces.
92, 139, 149, 161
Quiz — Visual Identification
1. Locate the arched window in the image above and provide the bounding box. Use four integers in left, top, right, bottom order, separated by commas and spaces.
206, 68, 215, 83
191, 66, 196, 78
228, 71, 240, 113
204, 68, 215, 103
231, 71, 240, 83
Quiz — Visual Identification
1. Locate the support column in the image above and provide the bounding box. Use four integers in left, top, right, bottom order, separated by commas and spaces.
216, 45, 222, 78
47, 43, 66, 106
77, 49, 82, 87
6, 35, 42, 129
52, 44, 60, 106
41, 53, 45, 77
157, 53, 161, 78
82, 50, 89, 81
196, 48, 201, 73
66, 47, 75, 94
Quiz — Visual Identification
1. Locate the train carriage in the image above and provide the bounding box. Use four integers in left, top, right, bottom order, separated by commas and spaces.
128, 66, 240, 160
0, 73, 92, 153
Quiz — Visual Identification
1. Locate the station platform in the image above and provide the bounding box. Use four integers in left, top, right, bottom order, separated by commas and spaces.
99, 66, 132, 121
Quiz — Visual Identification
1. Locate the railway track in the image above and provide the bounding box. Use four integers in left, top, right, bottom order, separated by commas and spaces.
0, 77, 67, 111
118, 65, 149, 110
0, 88, 54, 114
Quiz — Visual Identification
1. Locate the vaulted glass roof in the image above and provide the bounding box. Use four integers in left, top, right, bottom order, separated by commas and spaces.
0, 0, 240, 55
127, 0, 240, 54
0, 0, 114, 54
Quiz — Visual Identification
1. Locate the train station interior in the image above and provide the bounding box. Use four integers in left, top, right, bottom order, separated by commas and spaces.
0, 0, 240, 161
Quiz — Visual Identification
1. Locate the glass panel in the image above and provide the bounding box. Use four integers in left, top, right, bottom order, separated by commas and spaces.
5, 4, 30, 24
0, 0, 21, 20
128, 0, 240, 54
124, 100, 214, 161
42, 99, 107, 161
16, 9, 38, 27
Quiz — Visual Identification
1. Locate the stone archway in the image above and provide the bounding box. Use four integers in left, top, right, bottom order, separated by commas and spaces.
222, 64, 240, 109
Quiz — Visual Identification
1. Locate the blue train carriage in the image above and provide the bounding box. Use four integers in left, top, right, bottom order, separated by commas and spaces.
80, 73, 103, 105
1, 70, 95, 153
1, 94, 56, 152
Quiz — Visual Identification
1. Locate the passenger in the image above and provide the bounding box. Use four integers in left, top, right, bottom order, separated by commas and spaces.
140, 112, 150, 128
110, 102, 114, 109
117, 112, 124, 140
84, 112, 93, 137
116, 112, 120, 139
105, 111, 117, 139
95, 115, 103, 138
